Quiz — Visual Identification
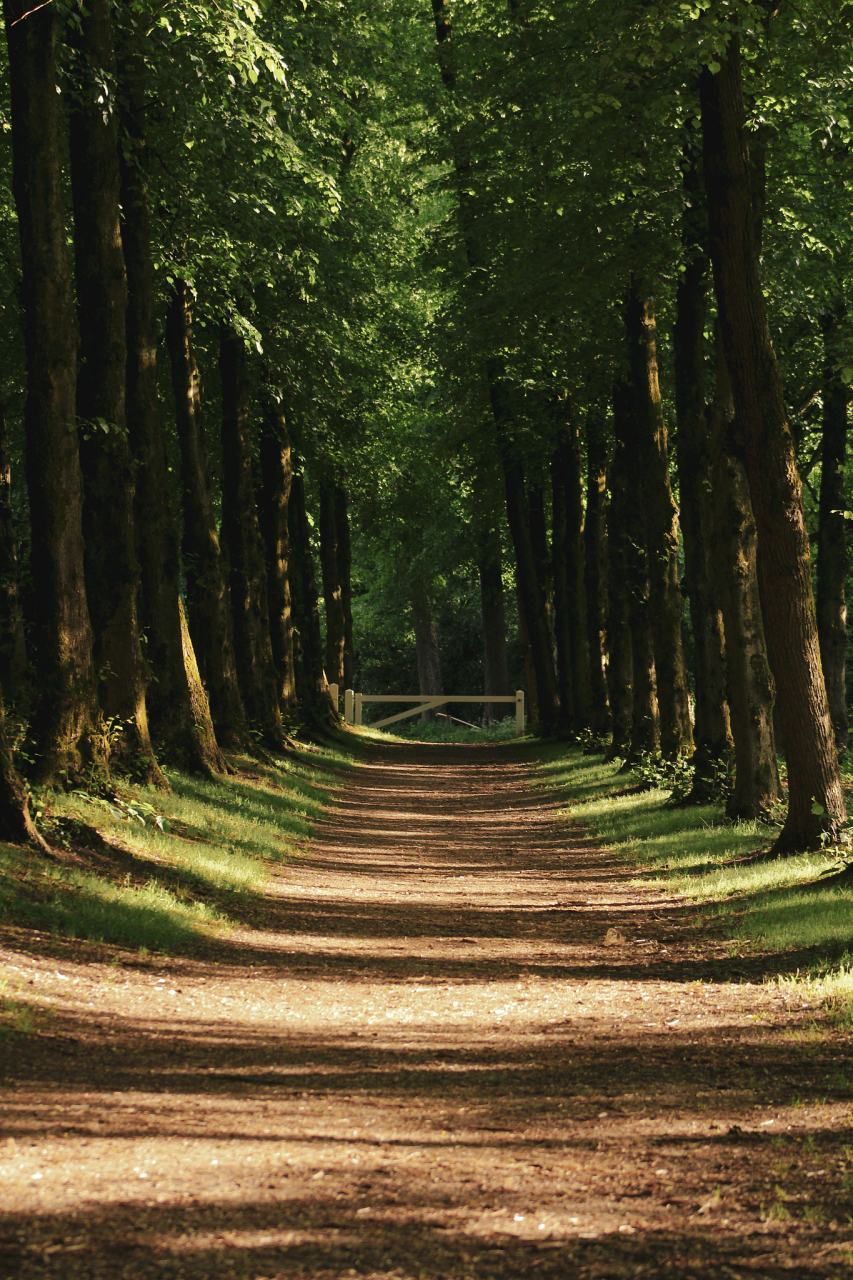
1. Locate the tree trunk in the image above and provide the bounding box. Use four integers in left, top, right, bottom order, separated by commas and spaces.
0, 688, 47, 849
673, 157, 732, 799
816, 307, 850, 752
166, 283, 248, 746
118, 49, 224, 777
287, 470, 331, 717
319, 482, 346, 688
701, 43, 844, 848
411, 583, 443, 722
3, 0, 101, 783
516, 581, 538, 727
258, 397, 298, 720
477, 521, 510, 723
625, 276, 692, 757
552, 401, 593, 730
708, 339, 780, 818
614, 380, 659, 757
219, 327, 283, 747
584, 408, 610, 739
68, 0, 165, 787
335, 487, 355, 691
0, 401, 27, 696
605, 403, 634, 760
552, 432, 575, 733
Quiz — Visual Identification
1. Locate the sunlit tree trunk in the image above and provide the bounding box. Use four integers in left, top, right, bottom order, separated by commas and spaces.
219, 327, 283, 747
4, 0, 101, 783
625, 277, 692, 757
118, 48, 224, 776
701, 43, 843, 848
258, 397, 298, 720
166, 283, 248, 746
68, 0, 165, 787
288, 470, 331, 717
319, 481, 347, 688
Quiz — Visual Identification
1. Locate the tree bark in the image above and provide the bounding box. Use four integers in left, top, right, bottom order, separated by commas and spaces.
411, 583, 443, 722
219, 327, 283, 747
614, 380, 658, 757
605, 405, 634, 760
673, 156, 732, 799
477, 521, 510, 723
552, 401, 593, 732
166, 283, 248, 746
118, 48, 225, 776
335, 487, 355, 691
708, 338, 780, 818
258, 397, 298, 720
319, 482, 346, 688
701, 42, 844, 847
3, 0, 101, 783
287, 469, 331, 718
584, 408, 610, 739
0, 688, 47, 849
0, 400, 27, 695
68, 0, 165, 787
816, 307, 850, 752
625, 277, 692, 757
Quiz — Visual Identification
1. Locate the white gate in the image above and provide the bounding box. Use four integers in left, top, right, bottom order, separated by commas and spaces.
340, 690, 525, 737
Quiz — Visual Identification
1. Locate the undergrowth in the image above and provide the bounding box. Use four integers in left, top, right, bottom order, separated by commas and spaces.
539, 744, 853, 1022
0, 744, 345, 956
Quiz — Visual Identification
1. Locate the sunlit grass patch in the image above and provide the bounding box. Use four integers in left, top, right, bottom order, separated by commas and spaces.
536, 742, 853, 1003
778, 956, 853, 1026
0, 742, 343, 954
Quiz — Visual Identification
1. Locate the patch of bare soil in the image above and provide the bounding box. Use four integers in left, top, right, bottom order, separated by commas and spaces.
1, 742, 852, 1279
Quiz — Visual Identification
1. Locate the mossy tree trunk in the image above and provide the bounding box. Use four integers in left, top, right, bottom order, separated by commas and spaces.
166, 283, 248, 747
625, 277, 692, 758
219, 327, 283, 748
118, 48, 224, 777
68, 0, 165, 787
701, 43, 843, 848
258, 397, 298, 721
319, 481, 347, 688
709, 336, 780, 819
3, 0, 101, 783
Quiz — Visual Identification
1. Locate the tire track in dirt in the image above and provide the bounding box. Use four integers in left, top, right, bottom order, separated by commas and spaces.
1, 741, 852, 1278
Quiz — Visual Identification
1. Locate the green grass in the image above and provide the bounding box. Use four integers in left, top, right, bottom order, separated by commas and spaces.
539, 745, 853, 1018
0, 745, 344, 956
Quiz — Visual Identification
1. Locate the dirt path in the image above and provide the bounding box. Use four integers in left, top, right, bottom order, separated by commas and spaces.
2, 743, 852, 1278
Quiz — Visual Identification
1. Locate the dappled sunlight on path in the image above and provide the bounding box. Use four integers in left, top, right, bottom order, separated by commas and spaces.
1, 742, 852, 1278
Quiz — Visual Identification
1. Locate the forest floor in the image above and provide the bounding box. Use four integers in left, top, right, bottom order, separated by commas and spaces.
1, 741, 853, 1279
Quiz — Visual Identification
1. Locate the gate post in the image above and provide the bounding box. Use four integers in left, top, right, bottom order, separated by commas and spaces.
355, 692, 363, 727
515, 689, 525, 737
344, 689, 354, 725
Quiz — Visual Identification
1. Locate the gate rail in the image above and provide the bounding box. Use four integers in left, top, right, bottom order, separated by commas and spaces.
339, 690, 525, 737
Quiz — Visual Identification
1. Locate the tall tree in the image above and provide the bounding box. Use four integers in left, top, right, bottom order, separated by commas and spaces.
166, 283, 248, 746
625, 277, 692, 758
258, 396, 298, 720
700, 38, 844, 848
816, 306, 850, 752
0, 401, 26, 693
583, 408, 610, 739
68, 0, 164, 786
118, 41, 225, 776
319, 481, 347, 689
4, 0, 101, 783
219, 326, 283, 747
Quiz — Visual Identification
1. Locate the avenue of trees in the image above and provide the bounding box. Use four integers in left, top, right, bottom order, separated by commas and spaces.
1, 0, 852, 852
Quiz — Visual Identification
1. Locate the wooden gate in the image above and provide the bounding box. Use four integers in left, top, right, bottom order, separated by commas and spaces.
340, 691, 525, 737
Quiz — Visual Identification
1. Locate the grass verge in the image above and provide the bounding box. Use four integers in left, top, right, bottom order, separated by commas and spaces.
0, 743, 348, 957
538, 744, 853, 1020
